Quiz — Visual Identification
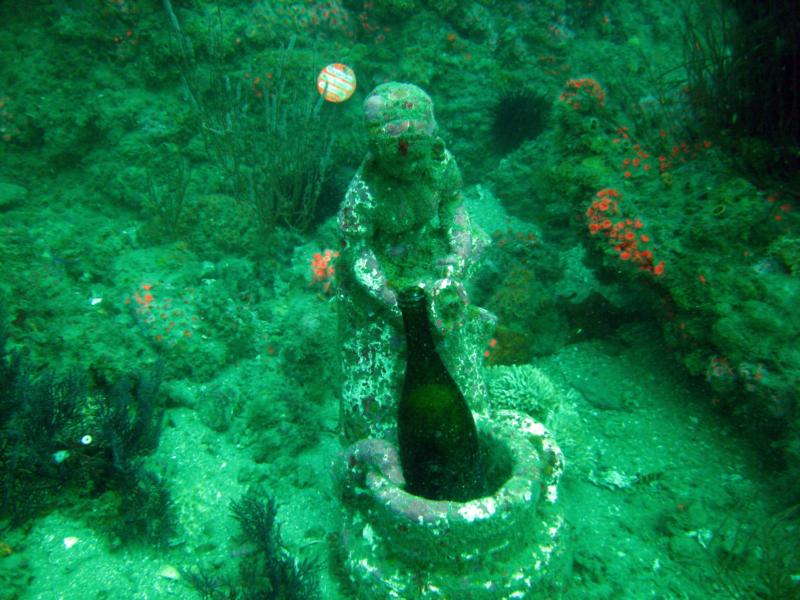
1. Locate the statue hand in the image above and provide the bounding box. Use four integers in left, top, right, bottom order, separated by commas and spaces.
381, 285, 398, 310
429, 277, 468, 333
435, 253, 466, 280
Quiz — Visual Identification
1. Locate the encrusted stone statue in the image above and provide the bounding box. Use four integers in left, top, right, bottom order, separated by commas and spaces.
336, 82, 493, 443
334, 82, 568, 599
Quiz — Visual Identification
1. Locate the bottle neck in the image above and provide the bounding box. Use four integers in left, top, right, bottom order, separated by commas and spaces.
398, 287, 437, 358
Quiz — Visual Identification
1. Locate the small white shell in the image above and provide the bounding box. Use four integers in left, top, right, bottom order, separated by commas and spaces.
159, 565, 181, 580
63, 536, 79, 549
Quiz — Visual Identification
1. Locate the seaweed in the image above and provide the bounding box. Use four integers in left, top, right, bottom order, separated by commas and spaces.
230, 494, 319, 600
184, 492, 319, 600
0, 326, 87, 524
87, 368, 176, 546
0, 327, 173, 544
95, 368, 164, 477
679, 0, 800, 189
182, 568, 234, 600
113, 468, 176, 548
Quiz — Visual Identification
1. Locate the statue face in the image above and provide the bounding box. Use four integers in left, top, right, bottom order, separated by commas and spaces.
363, 83, 441, 175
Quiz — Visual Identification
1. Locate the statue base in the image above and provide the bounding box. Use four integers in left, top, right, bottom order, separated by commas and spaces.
335, 410, 569, 598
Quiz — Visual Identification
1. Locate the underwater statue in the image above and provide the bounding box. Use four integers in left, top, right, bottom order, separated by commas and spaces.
337, 81, 492, 445
334, 82, 568, 598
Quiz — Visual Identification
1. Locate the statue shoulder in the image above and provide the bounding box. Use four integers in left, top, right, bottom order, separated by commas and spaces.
339, 166, 376, 238
436, 150, 463, 209
440, 150, 463, 195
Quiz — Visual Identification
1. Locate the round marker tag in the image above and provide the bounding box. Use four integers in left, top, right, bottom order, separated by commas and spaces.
317, 63, 356, 103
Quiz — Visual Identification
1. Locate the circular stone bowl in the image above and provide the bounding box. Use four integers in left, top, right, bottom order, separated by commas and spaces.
335, 410, 568, 598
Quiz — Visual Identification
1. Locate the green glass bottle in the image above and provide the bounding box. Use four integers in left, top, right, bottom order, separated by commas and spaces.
396, 286, 481, 501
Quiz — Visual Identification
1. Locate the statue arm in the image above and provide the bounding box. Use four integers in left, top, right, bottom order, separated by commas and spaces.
351, 244, 398, 308
338, 170, 398, 310
437, 153, 476, 279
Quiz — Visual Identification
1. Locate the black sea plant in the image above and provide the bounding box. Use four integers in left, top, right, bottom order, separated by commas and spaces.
680, 0, 800, 189
92, 368, 176, 546
0, 325, 174, 544
184, 492, 319, 600
0, 328, 85, 525
231, 494, 319, 600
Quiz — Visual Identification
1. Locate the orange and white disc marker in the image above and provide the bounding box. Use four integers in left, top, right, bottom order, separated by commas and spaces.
317, 63, 356, 103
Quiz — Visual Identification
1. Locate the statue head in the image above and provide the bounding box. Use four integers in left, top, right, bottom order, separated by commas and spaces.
363, 82, 446, 177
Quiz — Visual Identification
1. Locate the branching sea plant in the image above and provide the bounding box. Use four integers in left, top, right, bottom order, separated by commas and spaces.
183, 491, 320, 599
0, 326, 174, 544
162, 1, 334, 236
676, 0, 800, 190
144, 143, 192, 237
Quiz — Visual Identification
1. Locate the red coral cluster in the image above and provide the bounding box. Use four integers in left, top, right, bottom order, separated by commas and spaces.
310, 249, 339, 293
560, 77, 606, 113
585, 188, 665, 276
